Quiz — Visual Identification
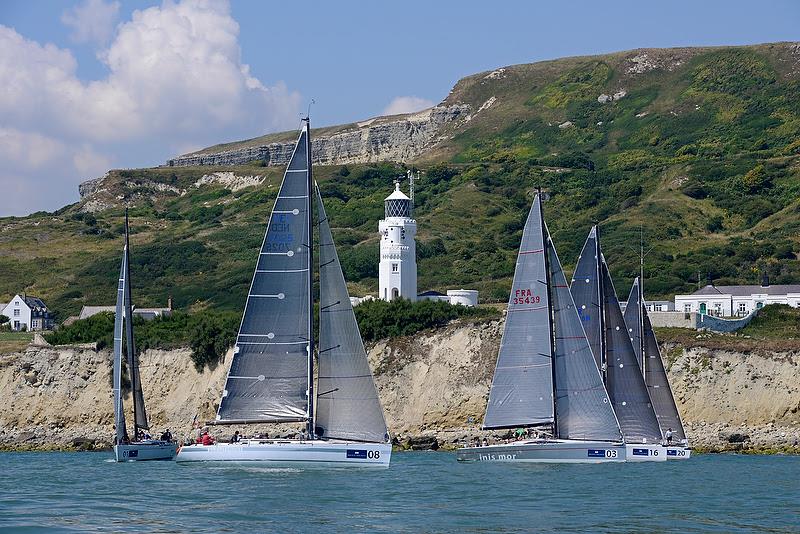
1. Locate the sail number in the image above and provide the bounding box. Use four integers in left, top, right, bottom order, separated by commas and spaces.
513, 289, 540, 305
346, 449, 381, 460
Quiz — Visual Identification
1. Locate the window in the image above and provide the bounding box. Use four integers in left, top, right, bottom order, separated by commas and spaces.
655, 304, 663, 312
13, 309, 20, 317
756, 302, 764, 309
392, 263, 398, 273
738, 302, 747, 315
684, 303, 692, 313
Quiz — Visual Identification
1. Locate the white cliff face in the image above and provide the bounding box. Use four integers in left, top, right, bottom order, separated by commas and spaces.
165, 104, 471, 168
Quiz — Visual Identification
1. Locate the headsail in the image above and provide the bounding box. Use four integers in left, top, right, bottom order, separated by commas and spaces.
547, 231, 622, 442
113, 239, 128, 444
569, 227, 603, 372
601, 263, 662, 443
483, 194, 555, 430
217, 124, 312, 423
314, 186, 389, 443
123, 213, 148, 431
624, 279, 687, 442
623, 277, 645, 369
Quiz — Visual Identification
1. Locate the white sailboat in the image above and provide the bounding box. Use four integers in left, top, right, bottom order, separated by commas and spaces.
457, 192, 626, 463
570, 227, 666, 462
113, 211, 177, 462
175, 119, 391, 467
624, 277, 691, 460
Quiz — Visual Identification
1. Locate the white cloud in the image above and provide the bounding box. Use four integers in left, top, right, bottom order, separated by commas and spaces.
382, 96, 435, 116
61, 0, 121, 46
0, 128, 66, 169
0, 0, 302, 215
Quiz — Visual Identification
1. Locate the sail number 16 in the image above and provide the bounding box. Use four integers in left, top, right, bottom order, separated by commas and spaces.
513, 289, 540, 305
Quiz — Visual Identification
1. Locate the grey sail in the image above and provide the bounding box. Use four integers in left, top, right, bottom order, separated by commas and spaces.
113, 243, 128, 444
569, 227, 603, 372
602, 263, 662, 443
123, 216, 148, 431
483, 194, 555, 429
314, 186, 389, 443
547, 232, 622, 442
623, 278, 644, 370
217, 124, 312, 423
624, 280, 687, 441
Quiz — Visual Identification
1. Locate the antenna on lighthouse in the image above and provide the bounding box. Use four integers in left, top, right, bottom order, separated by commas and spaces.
408, 170, 415, 215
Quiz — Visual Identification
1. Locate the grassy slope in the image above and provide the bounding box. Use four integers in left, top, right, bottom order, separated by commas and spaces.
1, 43, 799, 321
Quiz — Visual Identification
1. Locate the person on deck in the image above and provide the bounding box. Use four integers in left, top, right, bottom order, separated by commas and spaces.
665, 428, 674, 445
200, 431, 215, 446
230, 431, 241, 443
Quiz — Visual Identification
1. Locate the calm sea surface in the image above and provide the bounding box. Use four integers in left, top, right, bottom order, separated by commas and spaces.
0, 451, 798, 533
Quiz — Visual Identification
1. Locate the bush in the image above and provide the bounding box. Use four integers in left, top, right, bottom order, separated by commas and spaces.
0, 314, 9, 325
354, 299, 497, 341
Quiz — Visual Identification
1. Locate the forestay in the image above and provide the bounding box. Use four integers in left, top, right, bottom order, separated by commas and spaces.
315, 186, 388, 443
217, 125, 312, 423
547, 232, 622, 442
601, 264, 662, 443
483, 194, 554, 429
624, 280, 687, 441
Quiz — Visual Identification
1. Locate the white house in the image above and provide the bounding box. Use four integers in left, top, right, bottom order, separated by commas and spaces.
77, 297, 173, 322
674, 280, 800, 317
1, 294, 54, 331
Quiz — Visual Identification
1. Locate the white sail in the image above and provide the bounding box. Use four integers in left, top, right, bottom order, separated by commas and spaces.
113, 238, 128, 444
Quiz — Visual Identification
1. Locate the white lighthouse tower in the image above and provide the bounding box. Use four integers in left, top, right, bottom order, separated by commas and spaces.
379, 178, 417, 302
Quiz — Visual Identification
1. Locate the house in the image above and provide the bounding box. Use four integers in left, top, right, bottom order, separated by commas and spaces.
674, 278, 800, 317
1, 294, 54, 331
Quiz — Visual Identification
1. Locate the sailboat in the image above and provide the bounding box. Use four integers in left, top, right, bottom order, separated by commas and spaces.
175, 119, 391, 466
113, 211, 177, 462
457, 192, 626, 463
570, 227, 666, 462
624, 277, 691, 459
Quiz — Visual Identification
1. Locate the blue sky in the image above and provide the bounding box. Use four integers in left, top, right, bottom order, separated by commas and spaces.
0, 0, 798, 215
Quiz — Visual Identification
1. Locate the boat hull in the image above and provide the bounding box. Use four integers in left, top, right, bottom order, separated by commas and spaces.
114, 441, 177, 462
625, 443, 667, 462
456, 439, 626, 463
175, 439, 391, 467
666, 446, 692, 460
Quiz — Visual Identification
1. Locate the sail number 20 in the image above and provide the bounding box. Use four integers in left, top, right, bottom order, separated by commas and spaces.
513, 288, 540, 305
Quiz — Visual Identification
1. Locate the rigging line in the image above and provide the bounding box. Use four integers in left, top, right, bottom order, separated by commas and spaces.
316, 388, 339, 397
320, 300, 341, 311
320, 259, 336, 268
318, 344, 341, 354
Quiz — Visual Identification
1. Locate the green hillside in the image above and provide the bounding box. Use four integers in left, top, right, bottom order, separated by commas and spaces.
1, 43, 799, 321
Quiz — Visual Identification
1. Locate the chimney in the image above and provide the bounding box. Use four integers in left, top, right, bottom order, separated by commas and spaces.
167, 295, 173, 310
706, 273, 713, 287
761, 274, 770, 288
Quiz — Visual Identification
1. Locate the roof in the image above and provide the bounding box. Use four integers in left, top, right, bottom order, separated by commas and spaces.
22, 295, 47, 309
689, 284, 800, 297
79, 306, 114, 320
418, 290, 446, 297
385, 182, 410, 201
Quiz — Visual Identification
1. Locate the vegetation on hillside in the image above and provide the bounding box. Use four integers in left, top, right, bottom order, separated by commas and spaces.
1, 44, 799, 320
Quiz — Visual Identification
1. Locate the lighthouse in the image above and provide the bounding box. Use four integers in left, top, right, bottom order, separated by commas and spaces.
379, 179, 417, 302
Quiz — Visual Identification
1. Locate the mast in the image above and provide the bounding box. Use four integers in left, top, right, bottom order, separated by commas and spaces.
639, 227, 646, 375
596, 225, 607, 383
305, 117, 315, 439
538, 189, 559, 436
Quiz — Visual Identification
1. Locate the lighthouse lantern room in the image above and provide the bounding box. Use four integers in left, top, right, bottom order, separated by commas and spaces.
379, 179, 417, 302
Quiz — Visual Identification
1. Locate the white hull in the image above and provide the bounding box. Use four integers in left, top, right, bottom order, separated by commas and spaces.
175, 439, 391, 467
625, 443, 667, 462
456, 439, 626, 463
666, 445, 692, 460
114, 441, 177, 462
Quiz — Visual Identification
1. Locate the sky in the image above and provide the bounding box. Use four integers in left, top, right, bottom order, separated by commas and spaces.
0, 0, 798, 216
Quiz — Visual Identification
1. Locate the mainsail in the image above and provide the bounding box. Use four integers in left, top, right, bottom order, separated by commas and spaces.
113, 239, 128, 444
569, 227, 603, 372
123, 214, 148, 431
624, 279, 687, 441
601, 264, 662, 443
546, 230, 622, 442
483, 195, 555, 429
217, 123, 313, 423
314, 186, 389, 443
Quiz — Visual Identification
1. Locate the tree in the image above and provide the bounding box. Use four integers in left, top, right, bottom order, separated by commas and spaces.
0, 314, 8, 325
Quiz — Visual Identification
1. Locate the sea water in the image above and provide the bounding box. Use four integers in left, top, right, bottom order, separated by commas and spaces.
0, 451, 798, 532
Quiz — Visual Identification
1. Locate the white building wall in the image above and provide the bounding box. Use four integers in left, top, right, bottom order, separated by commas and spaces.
378, 217, 417, 302
2, 295, 32, 331
675, 291, 800, 317
447, 289, 479, 307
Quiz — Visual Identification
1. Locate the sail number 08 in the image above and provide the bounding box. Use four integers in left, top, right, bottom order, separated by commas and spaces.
368, 450, 380, 459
